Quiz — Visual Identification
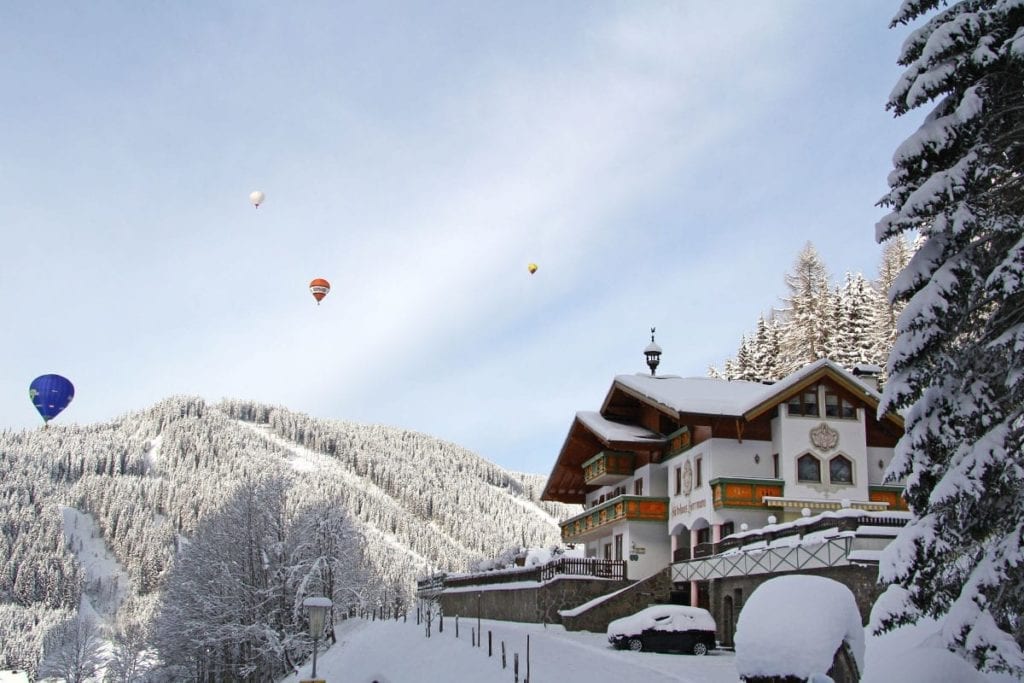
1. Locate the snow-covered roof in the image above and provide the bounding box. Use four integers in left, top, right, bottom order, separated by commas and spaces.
614, 374, 768, 416
613, 359, 883, 418
576, 411, 664, 444
723, 508, 910, 543
644, 341, 662, 353
751, 358, 881, 409
734, 575, 865, 679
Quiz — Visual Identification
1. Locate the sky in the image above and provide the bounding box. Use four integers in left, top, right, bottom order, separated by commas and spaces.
1, 2, 924, 476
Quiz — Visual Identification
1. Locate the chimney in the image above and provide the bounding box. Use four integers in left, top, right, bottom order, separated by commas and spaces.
851, 364, 882, 391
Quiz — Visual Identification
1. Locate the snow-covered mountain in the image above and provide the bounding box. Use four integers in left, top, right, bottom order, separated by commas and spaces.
0, 397, 577, 674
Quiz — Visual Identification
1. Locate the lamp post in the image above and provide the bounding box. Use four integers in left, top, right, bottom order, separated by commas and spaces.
303, 596, 332, 680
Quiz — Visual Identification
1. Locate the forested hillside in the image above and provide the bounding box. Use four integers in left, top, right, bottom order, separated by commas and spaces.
0, 398, 576, 677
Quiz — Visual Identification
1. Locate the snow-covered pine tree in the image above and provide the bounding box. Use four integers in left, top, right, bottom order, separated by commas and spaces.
874, 236, 915, 364
874, 0, 1024, 674
834, 273, 880, 369
779, 242, 833, 374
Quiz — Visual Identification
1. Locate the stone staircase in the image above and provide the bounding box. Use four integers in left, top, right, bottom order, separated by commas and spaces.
558, 568, 674, 632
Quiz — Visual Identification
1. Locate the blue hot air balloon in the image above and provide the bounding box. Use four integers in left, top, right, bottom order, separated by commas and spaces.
29, 374, 74, 424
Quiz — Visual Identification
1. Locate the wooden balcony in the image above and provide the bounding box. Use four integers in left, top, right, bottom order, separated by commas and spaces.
869, 485, 908, 511
582, 450, 636, 486
561, 494, 669, 543
710, 477, 784, 509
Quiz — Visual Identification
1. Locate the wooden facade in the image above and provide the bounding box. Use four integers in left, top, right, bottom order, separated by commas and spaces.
561, 495, 669, 543
710, 477, 785, 509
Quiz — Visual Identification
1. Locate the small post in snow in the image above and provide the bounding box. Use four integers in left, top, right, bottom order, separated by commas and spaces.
502, 641, 506, 668
514, 653, 519, 683
489, 630, 493, 657
526, 634, 530, 683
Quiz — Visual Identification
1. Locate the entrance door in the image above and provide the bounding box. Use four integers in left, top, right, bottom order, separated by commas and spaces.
723, 596, 734, 647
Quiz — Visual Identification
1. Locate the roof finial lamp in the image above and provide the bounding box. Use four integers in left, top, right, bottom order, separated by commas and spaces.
645, 327, 662, 376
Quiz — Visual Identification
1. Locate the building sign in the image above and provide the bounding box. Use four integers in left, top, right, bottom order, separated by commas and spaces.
671, 499, 707, 517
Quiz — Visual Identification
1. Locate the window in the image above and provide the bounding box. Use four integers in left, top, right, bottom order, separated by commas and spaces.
825, 389, 857, 419
695, 458, 702, 487
772, 453, 780, 479
614, 534, 623, 561
803, 390, 819, 416
787, 387, 820, 416
829, 455, 853, 484
634, 478, 644, 496
675, 466, 682, 495
696, 527, 710, 544
721, 521, 735, 538
798, 454, 821, 483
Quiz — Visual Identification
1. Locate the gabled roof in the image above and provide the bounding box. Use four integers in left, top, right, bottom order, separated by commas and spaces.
610, 374, 767, 417
576, 411, 664, 445
604, 359, 900, 427
541, 411, 666, 503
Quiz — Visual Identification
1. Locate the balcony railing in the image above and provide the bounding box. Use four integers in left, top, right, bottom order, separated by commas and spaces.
582, 450, 636, 486
560, 495, 669, 543
672, 546, 691, 562
671, 513, 908, 581
710, 477, 784, 509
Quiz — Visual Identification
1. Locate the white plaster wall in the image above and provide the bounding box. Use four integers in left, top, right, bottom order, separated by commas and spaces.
666, 446, 713, 533
777, 408, 870, 501
624, 521, 670, 580
706, 438, 774, 479
867, 446, 897, 485
637, 463, 667, 497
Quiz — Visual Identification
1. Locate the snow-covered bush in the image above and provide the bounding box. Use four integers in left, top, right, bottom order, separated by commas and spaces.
735, 575, 864, 682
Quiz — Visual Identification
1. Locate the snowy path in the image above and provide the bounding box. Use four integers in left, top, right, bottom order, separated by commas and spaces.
60, 506, 132, 620
282, 617, 741, 682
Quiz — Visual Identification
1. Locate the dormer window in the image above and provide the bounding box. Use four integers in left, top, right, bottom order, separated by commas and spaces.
829, 455, 853, 484
788, 388, 820, 417
797, 454, 821, 483
825, 389, 857, 419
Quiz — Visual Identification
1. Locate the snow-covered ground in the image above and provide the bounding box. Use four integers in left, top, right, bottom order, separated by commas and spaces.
60, 506, 132, 621
282, 615, 1024, 683
283, 617, 740, 683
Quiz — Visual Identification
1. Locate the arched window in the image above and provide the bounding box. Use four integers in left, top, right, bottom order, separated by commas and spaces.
797, 454, 821, 483
829, 455, 853, 484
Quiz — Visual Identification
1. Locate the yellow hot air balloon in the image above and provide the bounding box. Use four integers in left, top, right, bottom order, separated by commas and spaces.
249, 190, 265, 208
528, 263, 538, 275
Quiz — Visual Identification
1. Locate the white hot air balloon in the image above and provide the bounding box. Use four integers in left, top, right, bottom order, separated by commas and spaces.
249, 190, 265, 208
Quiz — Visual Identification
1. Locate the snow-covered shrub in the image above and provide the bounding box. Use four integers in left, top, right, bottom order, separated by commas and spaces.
735, 575, 864, 682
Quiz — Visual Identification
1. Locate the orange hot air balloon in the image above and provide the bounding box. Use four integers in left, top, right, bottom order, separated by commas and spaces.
527, 263, 538, 275
309, 278, 330, 304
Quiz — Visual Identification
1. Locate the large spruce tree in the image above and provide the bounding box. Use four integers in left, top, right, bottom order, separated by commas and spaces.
874, 0, 1024, 673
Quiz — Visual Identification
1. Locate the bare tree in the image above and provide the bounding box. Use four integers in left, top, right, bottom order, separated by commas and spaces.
39, 615, 103, 683
104, 612, 154, 683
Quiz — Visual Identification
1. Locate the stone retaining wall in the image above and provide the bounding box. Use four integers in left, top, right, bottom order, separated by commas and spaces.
433, 576, 628, 626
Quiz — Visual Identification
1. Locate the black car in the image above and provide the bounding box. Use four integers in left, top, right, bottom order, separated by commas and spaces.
607, 605, 717, 655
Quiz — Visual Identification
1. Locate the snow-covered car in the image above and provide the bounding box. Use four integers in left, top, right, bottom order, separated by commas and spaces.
607, 605, 717, 655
